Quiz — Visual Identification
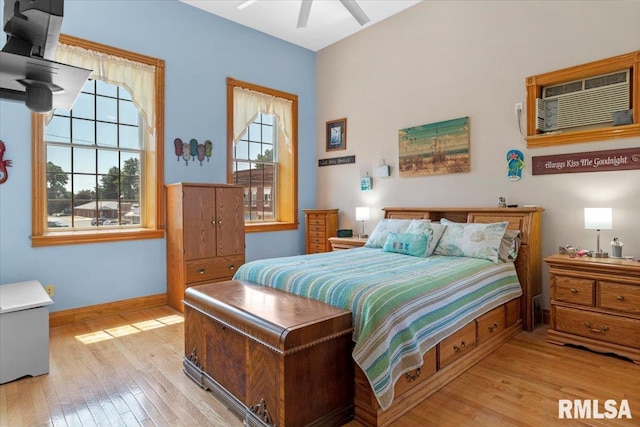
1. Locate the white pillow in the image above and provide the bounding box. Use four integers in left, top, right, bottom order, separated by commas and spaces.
433, 218, 508, 263
364, 219, 413, 248
404, 220, 446, 257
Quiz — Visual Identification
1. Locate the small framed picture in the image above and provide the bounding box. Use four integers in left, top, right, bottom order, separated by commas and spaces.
326, 118, 347, 152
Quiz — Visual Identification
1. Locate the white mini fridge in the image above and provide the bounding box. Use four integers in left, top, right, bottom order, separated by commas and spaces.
0, 280, 54, 384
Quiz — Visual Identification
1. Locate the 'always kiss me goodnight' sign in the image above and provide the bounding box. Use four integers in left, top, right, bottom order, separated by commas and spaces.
532, 147, 640, 175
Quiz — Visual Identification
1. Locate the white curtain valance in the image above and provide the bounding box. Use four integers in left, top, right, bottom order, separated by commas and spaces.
55, 43, 156, 134
233, 86, 293, 152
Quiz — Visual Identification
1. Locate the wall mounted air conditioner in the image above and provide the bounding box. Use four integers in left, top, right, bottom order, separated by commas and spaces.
535, 70, 630, 132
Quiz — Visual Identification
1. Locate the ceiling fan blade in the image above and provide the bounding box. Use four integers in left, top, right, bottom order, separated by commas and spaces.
297, 0, 313, 29
339, 0, 371, 26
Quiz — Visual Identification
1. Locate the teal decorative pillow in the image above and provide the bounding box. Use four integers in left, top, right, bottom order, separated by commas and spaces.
364, 219, 413, 248
433, 219, 508, 263
405, 220, 447, 257
382, 232, 429, 257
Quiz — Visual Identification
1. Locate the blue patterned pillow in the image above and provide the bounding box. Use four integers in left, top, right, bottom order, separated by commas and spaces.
364, 219, 413, 248
405, 220, 447, 256
382, 232, 429, 257
433, 219, 508, 263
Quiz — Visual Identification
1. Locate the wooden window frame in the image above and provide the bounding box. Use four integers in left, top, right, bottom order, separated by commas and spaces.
31, 34, 165, 247
226, 77, 298, 233
526, 50, 640, 148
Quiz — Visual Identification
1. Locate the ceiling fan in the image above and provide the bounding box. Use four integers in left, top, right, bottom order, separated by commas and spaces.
237, 0, 371, 29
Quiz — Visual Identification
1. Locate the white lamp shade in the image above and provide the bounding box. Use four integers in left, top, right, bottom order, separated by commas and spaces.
584, 208, 612, 230
355, 207, 370, 221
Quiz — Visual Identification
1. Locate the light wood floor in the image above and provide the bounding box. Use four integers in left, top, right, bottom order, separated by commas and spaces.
1, 306, 638, 427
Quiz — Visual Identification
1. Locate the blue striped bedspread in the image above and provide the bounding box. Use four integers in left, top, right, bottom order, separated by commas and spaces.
233, 247, 522, 410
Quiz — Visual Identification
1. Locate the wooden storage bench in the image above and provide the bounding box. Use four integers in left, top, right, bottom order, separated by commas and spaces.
183, 280, 354, 427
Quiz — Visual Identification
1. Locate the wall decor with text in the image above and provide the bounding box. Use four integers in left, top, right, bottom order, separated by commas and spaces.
532, 147, 640, 175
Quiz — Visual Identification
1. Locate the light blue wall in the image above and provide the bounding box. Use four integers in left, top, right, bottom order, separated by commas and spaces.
0, 1, 317, 311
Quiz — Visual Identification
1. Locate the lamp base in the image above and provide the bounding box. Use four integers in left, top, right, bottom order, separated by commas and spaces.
591, 251, 609, 258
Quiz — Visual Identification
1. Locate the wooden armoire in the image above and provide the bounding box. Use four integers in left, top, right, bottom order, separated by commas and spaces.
166, 183, 245, 312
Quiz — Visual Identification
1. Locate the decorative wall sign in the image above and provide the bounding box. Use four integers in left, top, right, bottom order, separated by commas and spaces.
173, 138, 213, 166
398, 117, 470, 177
532, 147, 640, 175
0, 140, 12, 185
318, 155, 356, 167
507, 149, 524, 181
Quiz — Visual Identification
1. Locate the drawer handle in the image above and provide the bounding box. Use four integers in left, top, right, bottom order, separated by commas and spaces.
570, 288, 578, 294
210, 217, 216, 225
198, 269, 206, 275
488, 322, 499, 332
617, 295, 625, 301
405, 367, 422, 382
453, 341, 466, 353
228, 264, 235, 271
584, 322, 609, 334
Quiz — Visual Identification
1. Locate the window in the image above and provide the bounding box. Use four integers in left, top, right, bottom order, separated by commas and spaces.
525, 50, 640, 148
227, 78, 298, 232
31, 35, 165, 246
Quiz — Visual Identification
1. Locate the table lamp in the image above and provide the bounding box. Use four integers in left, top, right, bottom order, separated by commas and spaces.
584, 208, 612, 258
355, 207, 370, 238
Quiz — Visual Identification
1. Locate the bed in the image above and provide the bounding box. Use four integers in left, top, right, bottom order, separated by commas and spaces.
236, 207, 543, 426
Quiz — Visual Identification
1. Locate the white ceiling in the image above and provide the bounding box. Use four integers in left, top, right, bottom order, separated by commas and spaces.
180, 0, 423, 51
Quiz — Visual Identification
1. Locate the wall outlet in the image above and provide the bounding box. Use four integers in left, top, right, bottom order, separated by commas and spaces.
45, 284, 55, 298
514, 102, 523, 115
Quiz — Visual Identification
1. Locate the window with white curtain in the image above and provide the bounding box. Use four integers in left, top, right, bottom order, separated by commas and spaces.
31, 35, 165, 247
227, 78, 298, 232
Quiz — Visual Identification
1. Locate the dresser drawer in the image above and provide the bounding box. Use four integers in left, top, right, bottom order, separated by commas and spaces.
307, 217, 326, 227
186, 255, 244, 283
476, 305, 505, 344
553, 276, 594, 306
438, 322, 476, 369
393, 348, 436, 399
308, 236, 327, 246
554, 306, 640, 349
308, 243, 326, 254
599, 281, 640, 315
308, 230, 326, 239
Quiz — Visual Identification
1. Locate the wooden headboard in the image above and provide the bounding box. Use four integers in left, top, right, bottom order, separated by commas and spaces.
383, 207, 544, 331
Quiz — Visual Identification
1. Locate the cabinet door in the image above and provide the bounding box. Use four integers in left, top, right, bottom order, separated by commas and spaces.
216, 187, 245, 257
183, 186, 218, 260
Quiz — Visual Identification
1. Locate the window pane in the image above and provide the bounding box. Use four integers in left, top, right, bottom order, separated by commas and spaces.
119, 100, 138, 125
262, 124, 273, 144
248, 122, 261, 141
47, 145, 71, 173
46, 116, 71, 143
119, 86, 132, 101
119, 124, 140, 149
73, 92, 95, 120
249, 142, 261, 160
235, 141, 248, 160
97, 122, 117, 147
82, 79, 95, 93
46, 171, 70, 218
72, 119, 95, 145
54, 108, 70, 117
99, 172, 119, 200
261, 114, 273, 125
73, 147, 97, 174
96, 80, 117, 97
98, 150, 118, 175
97, 95, 117, 123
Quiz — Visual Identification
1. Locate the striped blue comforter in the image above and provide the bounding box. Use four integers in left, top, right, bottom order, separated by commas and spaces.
233, 247, 522, 410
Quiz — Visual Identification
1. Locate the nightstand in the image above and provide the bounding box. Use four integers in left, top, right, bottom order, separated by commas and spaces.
545, 254, 640, 363
329, 236, 368, 251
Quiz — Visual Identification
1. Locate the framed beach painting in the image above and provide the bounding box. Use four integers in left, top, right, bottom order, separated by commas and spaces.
326, 118, 347, 152
398, 116, 470, 177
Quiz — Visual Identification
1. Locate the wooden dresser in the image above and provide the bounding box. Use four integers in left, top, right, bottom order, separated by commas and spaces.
166, 183, 245, 312
183, 280, 354, 427
303, 209, 338, 254
546, 254, 640, 363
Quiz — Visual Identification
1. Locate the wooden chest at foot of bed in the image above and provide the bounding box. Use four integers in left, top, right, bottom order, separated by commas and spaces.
183, 280, 354, 427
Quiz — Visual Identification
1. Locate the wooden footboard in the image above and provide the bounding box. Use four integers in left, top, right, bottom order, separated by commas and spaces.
354, 299, 522, 427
